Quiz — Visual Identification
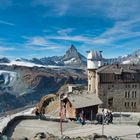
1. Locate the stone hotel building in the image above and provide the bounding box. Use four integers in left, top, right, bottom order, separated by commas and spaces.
87, 51, 140, 112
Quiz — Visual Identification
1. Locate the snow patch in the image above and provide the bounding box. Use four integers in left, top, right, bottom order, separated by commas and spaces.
0, 70, 17, 85
122, 60, 131, 64
0, 107, 35, 132
0, 61, 63, 68
64, 58, 77, 64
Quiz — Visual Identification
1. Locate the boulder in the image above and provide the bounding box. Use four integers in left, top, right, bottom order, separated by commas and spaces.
34, 132, 46, 139
18, 136, 29, 140
61, 136, 71, 140
138, 120, 140, 126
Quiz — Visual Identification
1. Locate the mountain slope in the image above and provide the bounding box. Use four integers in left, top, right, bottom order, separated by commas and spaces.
0, 64, 87, 112
0, 57, 10, 63
62, 44, 86, 67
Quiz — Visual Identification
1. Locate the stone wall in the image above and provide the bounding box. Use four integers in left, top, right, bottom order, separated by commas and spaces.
2, 115, 67, 137
98, 83, 140, 112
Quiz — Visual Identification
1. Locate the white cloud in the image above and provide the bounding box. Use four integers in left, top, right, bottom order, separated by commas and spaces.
32, 0, 140, 20
94, 18, 140, 45
0, 20, 15, 26
56, 3, 69, 16
47, 34, 111, 45
44, 17, 140, 48
23, 36, 64, 50
57, 28, 75, 36
29, 46, 63, 51
26, 36, 49, 46
0, 46, 15, 51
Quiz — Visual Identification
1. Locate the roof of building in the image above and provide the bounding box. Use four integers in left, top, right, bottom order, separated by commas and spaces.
67, 93, 102, 109
97, 64, 140, 74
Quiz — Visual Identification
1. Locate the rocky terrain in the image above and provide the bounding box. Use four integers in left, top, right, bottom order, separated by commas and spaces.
0, 65, 87, 113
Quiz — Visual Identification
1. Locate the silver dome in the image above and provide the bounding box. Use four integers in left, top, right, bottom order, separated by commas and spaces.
87, 51, 102, 61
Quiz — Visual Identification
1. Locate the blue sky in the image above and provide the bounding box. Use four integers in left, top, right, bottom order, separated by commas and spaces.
0, 0, 140, 59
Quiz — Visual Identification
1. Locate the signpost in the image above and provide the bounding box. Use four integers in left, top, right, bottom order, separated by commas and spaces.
60, 100, 63, 136
59, 93, 63, 136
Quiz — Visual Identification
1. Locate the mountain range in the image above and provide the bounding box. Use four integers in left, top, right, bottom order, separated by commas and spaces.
13, 45, 87, 68
104, 49, 140, 64
0, 45, 140, 67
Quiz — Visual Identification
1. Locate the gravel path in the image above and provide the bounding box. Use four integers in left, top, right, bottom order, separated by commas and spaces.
6, 119, 140, 140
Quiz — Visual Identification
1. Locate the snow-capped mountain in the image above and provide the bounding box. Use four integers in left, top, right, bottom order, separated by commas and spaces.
0, 45, 140, 69
63, 44, 86, 66
12, 45, 87, 67
105, 49, 140, 64
0, 57, 10, 63
121, 49, 140, 64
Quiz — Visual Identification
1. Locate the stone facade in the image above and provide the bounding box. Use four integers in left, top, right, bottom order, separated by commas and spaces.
98, 83, 140, 112
88, 64, 140, 112
88, 70, 96, 92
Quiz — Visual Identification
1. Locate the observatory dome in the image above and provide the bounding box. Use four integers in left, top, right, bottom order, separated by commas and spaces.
87, 51, 102, 61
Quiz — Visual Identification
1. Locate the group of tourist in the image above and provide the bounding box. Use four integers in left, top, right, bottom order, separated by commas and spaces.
96, 110, 113, 124
77, 110, 86, 125
76, 110, 113, 125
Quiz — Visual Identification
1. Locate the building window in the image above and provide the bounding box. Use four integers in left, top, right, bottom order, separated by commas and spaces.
125, 84, 130, 88
132, 91, 134, 98
125, 102, 130, 107
115, 74, 121, 80
131, 102, 133, 107
135, 84, 137, 88
89, 85, 91, 91
125, 102, 127, 107
128, 102, 129, 107
135, 91, 137, 98
134, 102, 136, 107
125, 91, 127, 98
128, 91, 130, 98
